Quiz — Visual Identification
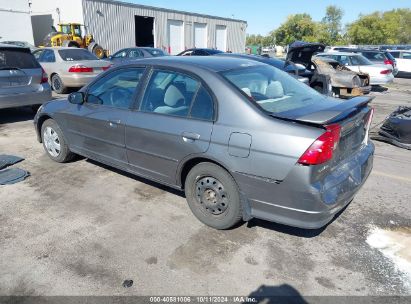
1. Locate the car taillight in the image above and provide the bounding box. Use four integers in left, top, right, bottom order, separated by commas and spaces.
102, 65, 112, 71
380, 69, 391, 74
384, 59, 394, 66
298, 124, 341, 165
68, 65, 93, 73
41, 67, 48, 84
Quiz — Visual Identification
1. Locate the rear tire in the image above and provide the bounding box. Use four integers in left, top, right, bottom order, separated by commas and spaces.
41, 119, 75, 163
184, 162, 243, 230
51, 74, 68, 94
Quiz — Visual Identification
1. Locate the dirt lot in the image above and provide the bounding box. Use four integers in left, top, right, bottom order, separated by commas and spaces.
0, 79, 410, 298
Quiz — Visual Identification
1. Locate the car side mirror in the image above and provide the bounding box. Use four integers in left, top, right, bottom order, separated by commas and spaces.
108, 55, 113, 60
68, 92, 85, 105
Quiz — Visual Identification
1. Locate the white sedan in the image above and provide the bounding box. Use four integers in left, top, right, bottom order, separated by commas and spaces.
315, 52, 394, 85
388, 50, 411, 77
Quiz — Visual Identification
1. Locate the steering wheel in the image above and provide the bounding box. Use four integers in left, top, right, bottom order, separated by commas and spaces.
108, 87, 131, 107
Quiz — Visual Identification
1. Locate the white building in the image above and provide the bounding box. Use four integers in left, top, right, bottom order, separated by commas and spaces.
29, 0, 247, 54
0, 0, 34, 44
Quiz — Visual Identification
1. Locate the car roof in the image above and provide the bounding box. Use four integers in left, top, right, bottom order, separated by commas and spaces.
117, 56, 264, 72
318, 52, 361, 56
0, 43, 27, 49
37, 47, 89, 51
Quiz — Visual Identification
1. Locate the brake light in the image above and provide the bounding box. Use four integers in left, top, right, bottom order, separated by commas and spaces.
102, 65, 112, 71
298, 124, 341, 165
40, 67, 48, 84
68, 65, 93, 73
384, 59, 394, 66
380, 69, 391, 74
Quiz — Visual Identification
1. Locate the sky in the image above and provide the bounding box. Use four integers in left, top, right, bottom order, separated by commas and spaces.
125, 0, 410, 35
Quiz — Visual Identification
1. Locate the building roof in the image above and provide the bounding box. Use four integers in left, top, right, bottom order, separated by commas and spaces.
86, 0, 247, 24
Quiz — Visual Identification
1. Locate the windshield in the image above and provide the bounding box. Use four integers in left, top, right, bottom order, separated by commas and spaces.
58, 49, 98, 61
220, 65, 330, 116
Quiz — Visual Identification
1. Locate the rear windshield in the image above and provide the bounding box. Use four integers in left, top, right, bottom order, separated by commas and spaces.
0, 48, 40, 69
58, 49, 98, 61
220, 65, 332, 117
144, 48, 167, 57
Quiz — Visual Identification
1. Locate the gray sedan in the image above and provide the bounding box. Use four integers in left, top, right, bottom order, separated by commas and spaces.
34, 57, 375, 230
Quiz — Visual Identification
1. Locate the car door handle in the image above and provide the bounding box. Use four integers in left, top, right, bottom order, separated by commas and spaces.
108, 119, 121, 127
182, 132, 200, 142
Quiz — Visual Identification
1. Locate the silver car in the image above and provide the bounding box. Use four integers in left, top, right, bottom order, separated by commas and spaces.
34, 57, 374, 230
0, 44, 51, 110
33, 47, 111, 94
316, 52, 394, 85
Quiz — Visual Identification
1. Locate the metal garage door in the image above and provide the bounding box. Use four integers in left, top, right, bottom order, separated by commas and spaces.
167, 20, 184, 55
194, 23, 207, 48
216, 25, 227, 52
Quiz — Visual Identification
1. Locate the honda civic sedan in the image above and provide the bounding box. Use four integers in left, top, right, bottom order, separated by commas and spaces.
34, 56, 375, 230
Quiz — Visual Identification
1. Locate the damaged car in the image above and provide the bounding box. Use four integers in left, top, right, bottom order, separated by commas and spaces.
286, 41, 371, 98
372, 106, 411, 150
312, 57, 371, 98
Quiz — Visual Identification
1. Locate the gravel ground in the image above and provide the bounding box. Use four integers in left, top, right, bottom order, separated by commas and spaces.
0, 78, 410, 298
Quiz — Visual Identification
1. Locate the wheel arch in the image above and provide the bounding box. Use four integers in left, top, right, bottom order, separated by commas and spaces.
36, 114, 53, 143
178, 156, 253, 222
178, 156, 233, 190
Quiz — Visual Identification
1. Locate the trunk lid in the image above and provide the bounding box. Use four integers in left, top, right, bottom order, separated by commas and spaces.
286, 41, 326, 68
275, 96, 374, 125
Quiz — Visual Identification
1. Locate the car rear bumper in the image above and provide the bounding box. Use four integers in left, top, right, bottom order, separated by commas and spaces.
60, 73, 99, 87
0, 84, 52, 109
370, 74, 394, 85
234, 142, 375, 229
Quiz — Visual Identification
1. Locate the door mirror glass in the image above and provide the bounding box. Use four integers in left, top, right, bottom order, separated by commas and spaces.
68, 92, 85, 104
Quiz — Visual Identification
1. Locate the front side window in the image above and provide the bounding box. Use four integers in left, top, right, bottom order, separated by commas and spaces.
86, 68, 145, 109
221, 65, 333, 118
113, 50, 128, 58
141, 70, 213, 119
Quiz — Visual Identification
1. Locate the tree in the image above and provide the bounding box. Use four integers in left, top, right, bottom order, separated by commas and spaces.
274, 14, 317, 45
322, 5, 344, 43
346, 9, 411, 44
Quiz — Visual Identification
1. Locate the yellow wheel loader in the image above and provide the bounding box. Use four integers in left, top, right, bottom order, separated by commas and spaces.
41, 23, 106, 59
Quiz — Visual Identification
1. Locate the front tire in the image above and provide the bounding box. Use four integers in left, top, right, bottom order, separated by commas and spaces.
51, 74, 68, 94
184, 162, 243, 230
41, 119, 75, 163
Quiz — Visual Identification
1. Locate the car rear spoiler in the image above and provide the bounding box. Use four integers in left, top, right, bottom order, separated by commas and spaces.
274, 96, 375, 126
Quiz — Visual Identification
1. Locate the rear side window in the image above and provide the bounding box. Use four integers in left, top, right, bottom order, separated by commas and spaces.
39, 50, 56, 63
0, 49, 40, 69
190, 86, 214, 120
403, 52, 411, 59
129, 49, 143, 58
58, 49, 98, 61
144, 48, 166, 57
362, 52, 385, 60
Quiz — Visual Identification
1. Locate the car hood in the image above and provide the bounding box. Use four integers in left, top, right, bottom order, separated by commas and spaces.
286, 41, 326, 68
